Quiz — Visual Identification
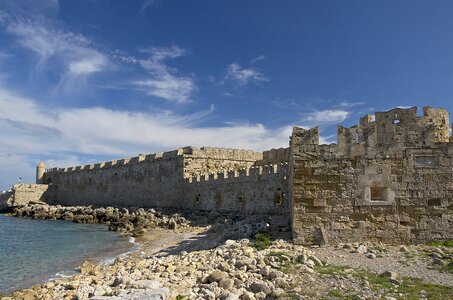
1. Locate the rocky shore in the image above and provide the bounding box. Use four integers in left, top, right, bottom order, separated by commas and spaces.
1, 204, 452, 300
8, 204, 274, 241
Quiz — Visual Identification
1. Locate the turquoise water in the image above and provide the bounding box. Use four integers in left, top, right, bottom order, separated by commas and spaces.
0, 214, 134, 295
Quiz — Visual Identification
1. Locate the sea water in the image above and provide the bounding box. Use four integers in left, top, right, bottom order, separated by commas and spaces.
0, 214, 134, 295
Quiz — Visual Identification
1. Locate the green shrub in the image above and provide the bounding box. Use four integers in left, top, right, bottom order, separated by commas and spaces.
252, 232, 271, 250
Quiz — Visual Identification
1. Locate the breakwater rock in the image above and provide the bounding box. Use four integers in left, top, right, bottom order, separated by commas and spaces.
10, 204, 192, 237
0, 191, 14, 213
8, 204, 277, 241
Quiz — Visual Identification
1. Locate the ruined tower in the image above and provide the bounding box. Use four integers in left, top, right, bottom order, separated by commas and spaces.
36, 161, 46, 184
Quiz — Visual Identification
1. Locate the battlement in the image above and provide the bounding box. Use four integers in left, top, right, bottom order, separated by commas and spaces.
291, 106, 452, 159
183, 146, 263, 161
44, 149, 186, 175
185, 162, 289, 183
259, 148, 290, 165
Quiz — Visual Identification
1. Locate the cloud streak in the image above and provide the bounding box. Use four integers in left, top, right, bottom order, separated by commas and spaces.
299, 109, 350, 128
132, 46, 196, 103
140, 0, 161, 13
226, 63, 269, 86
1, 12, 109, 93
0, 87, 292, 157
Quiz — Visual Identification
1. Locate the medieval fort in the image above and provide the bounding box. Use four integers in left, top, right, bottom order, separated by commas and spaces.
3, 106, 453, 245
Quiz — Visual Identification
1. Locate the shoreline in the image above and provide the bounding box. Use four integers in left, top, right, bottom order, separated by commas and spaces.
0, 213, 137, 297
1, 205, 452, 300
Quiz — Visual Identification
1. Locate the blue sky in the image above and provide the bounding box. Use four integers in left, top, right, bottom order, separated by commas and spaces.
1, 0, 453, 189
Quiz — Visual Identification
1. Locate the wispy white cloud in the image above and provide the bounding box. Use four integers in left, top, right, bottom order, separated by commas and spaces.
337, 100, 365, 108
299, 109, 349, 128
226, 63, 269, 86
1, 13, 109, 93
140, 0, 161, 13
0, 87, 289, 157
132, 46, 196, 103
2, 10, 196, 102
69, 56, 107, 75
0, 0, 59, 18
251, 55, 266, 64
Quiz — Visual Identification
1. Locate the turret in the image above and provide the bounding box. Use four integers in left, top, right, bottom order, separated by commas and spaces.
36, 161, 46, 184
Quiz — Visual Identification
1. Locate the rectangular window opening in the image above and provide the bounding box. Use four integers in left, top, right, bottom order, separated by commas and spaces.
370, 187, 386, 201
415, 156, 437, 168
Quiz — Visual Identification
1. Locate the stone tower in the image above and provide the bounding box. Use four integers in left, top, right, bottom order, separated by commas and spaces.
36, 161, 46, 184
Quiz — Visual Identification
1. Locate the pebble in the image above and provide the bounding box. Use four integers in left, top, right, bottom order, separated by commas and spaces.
366, 253, 377, 259
355, 245, 368, 254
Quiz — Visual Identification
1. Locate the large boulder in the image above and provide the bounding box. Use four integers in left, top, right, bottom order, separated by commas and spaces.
0, 191, 14, 212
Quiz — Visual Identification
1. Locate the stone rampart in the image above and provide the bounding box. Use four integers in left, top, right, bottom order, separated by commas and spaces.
40, 147, 290, 219
16, 105, 453, 245
183, 162, 289, 215
290, 106, 453, 244
42, 149, 186, 208
182, 146, 263, 179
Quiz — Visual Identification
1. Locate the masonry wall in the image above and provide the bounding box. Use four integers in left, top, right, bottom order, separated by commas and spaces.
42, 150, 186, 208
182, 163, 289, 215
182, 146, 263, 178
11, 184, 50, 206
41, 147, 290, 217
290, 106, 453, 244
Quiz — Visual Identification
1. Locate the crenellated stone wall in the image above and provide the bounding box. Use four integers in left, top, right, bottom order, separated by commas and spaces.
42, 149, 186, 208
181, 146, 263, 179
290, 106, 453, 244
39, 147, 290, 219
11, 105, 451, 244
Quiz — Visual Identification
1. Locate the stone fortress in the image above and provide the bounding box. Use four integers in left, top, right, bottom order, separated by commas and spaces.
3, 106, 453, 245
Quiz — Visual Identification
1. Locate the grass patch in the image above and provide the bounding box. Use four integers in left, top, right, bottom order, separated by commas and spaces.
176, 295, 185, 300
326, 289, 347, 299
316, 264, 452, 299
267, 251, 288, 257
364, 272, 394, 290
399, 251, 419, 266
252, 232, 271, 250
395, 277, 453, 300
316, 265, 393, 291
426, 240, 453, 248
277, 293, 300, 300
280, 262, 298, 274
440, 261, 453, 274
316, 264, 350, 275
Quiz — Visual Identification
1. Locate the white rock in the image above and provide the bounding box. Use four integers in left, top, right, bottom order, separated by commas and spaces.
76, 283, 93, 300
355, 245, 368, 254
308, 255, 323, 266
399, 245, 409, 252
305, 259, 315, 268
130, 280, 161, 289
